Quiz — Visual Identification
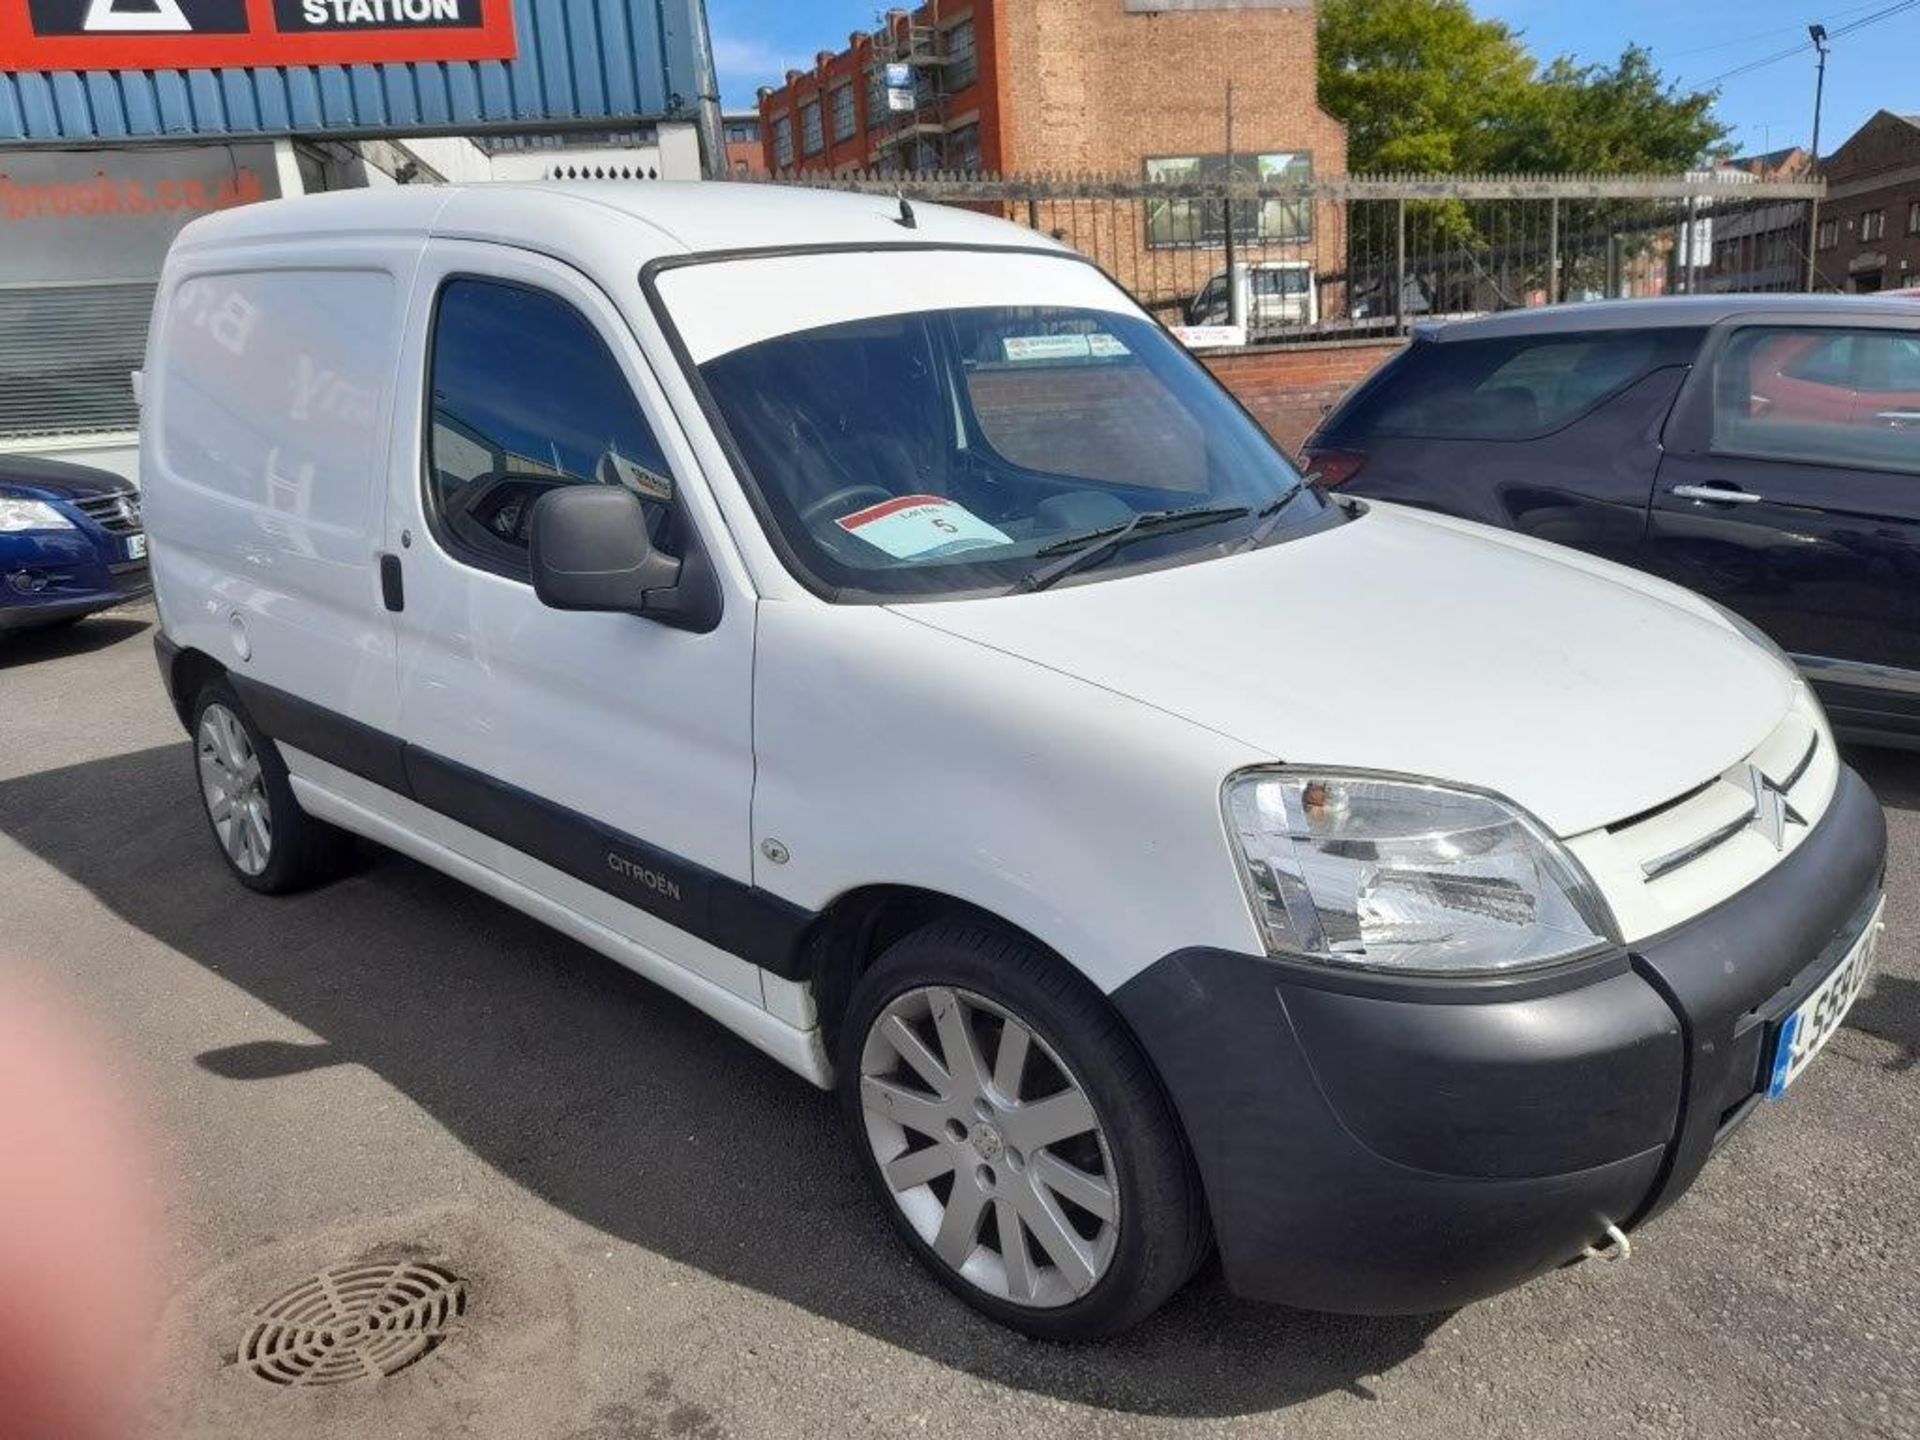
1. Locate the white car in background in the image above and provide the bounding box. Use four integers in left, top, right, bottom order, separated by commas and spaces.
141, 183, 1885, 1338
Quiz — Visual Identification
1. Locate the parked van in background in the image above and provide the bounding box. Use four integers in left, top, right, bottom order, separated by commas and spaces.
1186, 260, 1318, 331
143, 184, 1885, 1339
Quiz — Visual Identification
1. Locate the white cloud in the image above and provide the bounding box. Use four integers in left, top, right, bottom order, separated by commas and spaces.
710, 30, 803, 93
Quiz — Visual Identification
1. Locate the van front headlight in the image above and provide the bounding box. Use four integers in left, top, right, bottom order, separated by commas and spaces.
1224, 771, 1616, 977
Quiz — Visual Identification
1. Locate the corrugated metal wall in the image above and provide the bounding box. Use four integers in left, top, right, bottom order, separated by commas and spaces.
0, 0, 716, 142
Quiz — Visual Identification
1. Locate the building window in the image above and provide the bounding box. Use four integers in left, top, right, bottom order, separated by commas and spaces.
1861, 209, 1886, 242
1817, 217, 1839, 251
801, 102, 825, 156
1144, 152, 1313, 249
771, 116, 794, 168
724, 121, 758, 145
831, 85, 857, 143
945, 17, 978, 92
948, 121, 982, 174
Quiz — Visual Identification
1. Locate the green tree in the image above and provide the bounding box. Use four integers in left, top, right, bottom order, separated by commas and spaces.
1317, 0, 1534, 174
1319, 0, 1728, 175
1504, 48, 1728, 173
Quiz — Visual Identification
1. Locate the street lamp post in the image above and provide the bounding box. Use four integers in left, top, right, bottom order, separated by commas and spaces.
1806, 23, 1830, 293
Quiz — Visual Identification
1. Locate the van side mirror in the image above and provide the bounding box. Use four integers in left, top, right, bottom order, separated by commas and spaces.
528, 486, 718, 631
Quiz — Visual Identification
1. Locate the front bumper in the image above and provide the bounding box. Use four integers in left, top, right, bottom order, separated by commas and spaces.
0, 528, 149, 630
1113, 764, 1887, 1315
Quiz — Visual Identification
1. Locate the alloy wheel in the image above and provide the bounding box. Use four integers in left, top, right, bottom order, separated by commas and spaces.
197, 702, 272, 877
859, 985, 1119, 1308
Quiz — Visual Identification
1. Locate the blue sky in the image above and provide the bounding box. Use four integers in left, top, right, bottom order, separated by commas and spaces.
705, 0, 1918, 161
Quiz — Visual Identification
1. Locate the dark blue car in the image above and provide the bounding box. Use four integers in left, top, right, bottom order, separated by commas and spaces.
1305, 295, 1920, 746
0, 454, 150, 633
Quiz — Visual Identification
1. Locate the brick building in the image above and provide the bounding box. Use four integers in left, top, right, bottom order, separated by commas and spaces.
756, 0, 1344, 183
1813, 111, 1920, 294
721, 110, 765, 178
1724, 146, 1812, 182
756, 0, 1346, 311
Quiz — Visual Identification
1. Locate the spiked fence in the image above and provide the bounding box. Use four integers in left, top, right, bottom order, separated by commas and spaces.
755, 170, 1830, 344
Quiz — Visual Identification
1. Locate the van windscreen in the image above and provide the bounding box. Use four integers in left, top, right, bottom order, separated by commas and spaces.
694, 303, 1328, 600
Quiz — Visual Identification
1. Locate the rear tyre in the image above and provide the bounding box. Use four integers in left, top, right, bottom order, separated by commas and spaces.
838, 921, 1209, 1340
189, 678, 351, 894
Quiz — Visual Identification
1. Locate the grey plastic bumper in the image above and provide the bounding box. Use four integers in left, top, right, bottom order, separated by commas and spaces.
1114, 765, 1887, 1315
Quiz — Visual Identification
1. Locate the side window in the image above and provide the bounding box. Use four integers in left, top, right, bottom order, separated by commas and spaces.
426, 279, 679, 579
1711, 326, 1920, 475
1344, 329, 1702, 441
1253, 269, 1308, 297
1884, 337, 1920, 391
1780, 334, 1857, 387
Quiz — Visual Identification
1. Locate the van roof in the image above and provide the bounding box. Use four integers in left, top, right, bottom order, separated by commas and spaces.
169, 180, 1069, 266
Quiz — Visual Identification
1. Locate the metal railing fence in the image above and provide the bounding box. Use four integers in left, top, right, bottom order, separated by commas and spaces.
754, 171, 1830, 344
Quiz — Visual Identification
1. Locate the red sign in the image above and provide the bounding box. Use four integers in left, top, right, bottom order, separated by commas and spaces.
0, 0, 517, 72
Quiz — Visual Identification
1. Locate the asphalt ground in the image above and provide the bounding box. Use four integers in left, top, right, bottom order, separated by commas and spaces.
2, 603, 1916, 1440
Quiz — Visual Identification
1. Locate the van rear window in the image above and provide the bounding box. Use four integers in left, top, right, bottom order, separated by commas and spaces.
1340, 327, 1704, 441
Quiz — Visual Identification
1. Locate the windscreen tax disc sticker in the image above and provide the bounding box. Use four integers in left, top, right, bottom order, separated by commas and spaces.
835, 494, 1012, 560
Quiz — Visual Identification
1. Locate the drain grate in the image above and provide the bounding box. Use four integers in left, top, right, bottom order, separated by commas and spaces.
240, 1261, 466, 1386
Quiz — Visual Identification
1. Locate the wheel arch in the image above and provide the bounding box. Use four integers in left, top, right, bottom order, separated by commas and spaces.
800, 884, 1165, 1086
163, 642, 228, 730
803, 885, 1019, 1055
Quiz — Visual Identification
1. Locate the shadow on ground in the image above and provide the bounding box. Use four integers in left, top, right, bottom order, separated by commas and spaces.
0, 612, 150, 667
0, 740, 1442, 1419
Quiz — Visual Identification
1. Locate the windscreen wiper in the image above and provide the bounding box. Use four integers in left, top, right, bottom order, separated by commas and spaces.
1017, 504, 1253, 593
1233, 480, 1311, 553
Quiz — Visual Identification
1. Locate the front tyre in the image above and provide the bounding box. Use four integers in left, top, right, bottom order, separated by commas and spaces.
190, 679, 351, 894
838, 922, 1208, 1340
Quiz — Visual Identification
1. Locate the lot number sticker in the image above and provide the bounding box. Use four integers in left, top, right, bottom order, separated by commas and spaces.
836, 495, 1012, 560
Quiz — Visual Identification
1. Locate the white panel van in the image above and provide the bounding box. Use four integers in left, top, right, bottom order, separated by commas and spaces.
142, 184, 1886, 1338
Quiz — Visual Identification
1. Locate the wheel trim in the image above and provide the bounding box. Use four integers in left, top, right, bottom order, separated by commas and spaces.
859, 985, 1119, 1310
197, 703, 271, 877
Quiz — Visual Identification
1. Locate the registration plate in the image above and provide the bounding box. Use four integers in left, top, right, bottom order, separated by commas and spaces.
127, 533, 147, 561
1767, 900, 1884, 1099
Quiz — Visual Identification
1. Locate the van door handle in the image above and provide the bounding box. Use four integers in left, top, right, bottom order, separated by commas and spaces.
379, 553, 405, 612
1669, 484, 1764, 506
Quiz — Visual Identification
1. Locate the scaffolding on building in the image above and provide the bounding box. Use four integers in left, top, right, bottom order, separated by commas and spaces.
867, 6, 950, 171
